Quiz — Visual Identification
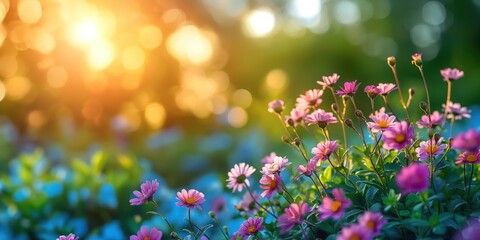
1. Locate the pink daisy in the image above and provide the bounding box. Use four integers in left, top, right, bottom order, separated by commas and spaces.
443, 101, 471, 120
261, 152, 277, 164
452, 129, 480, 152
317, 73, 340, 88
311, 140, 339, 163
176, 189, 205, 210
364, 85, 381, 99
259, 173, 283, 199
396, 163, 429, 194
456, 151, 480, 164
440, 68, 464, 82
295, 89, 324, 110
56, 234, 79, 240
268, 99, 284, 114
366, 107, 396, 133
318, 188, 351, 220
129, 226, 162, 240
286, 107, 308, 125
358, 211, 387, 236
227, 163, 256, 192
238, 217, 265, 238
416, 111, 444, 128
377, 83, 397, 96
129, 179, 159, 205
277, 201, 311, 234
304, 109, 338, 128
237, 191, 260, 214
295, 159, 317, 180
337, 80, 360, 96
337, 224, 373, 240
415, 137, 448, 161
261, 156, 291, 175
382, 121, 416, 150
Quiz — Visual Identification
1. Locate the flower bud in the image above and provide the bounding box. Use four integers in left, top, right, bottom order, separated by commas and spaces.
355, 110, 366, 120
294, 137, 301, 146
208, 211, 216, 219
411, 53, 423, 67
170, 232, 180, 239
448, 137, 453, 148
223, 226, 229, 235
344, 118, 354, 128
282, 136, 290, 144
433, 133, 441, 142
268, 100, 284, 114
286, 117, 295, 127
387, 56, 396, 67
331, 103, 338, 112
409, 87, 415, 97
419, 101, 429, 112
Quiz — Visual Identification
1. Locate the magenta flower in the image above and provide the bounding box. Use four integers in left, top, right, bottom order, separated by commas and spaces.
382, 121, 416, 150
416, 111, 444, 128
304, 109, 338, 128
259, 173, 283, 199
261, 152, 277, 164
452, 129, 480, 152
415, 137, 448, 161
130, 179, 159, 205
129, 226, 162, 240
358, 211, 387, 236
311, 140, 339, 163
277, 201, 311, 234
176, 189, 205, 210
56, 234, 79, 240
238, 217, 265, 238
227, 163, 256, 192
295, 89, 324, 110
364, 85, 380, 99
337, 224, 373, 240
268, 99, 284, 114
318, 188, 351, 220
440, 68, 464, 81
366, 108, 396, 133
295, 159, 317, 180
317, 73, 340, 88
377, 83, 397, 96
396, 163, 429, 194
443, 101, 471, 120
455, 151, 480, 165
337, 80, 360, 96
261, 156, 291, 175
211, 196, 226, 214
237, 191, 260, 214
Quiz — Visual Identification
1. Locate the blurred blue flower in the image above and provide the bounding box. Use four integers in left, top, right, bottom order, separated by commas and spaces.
13, 187, 31, 202
198, 133, 232, 153
147, 127, 183, 150
68, 190, 79, 206
43, 181, 64, 198
182, 155, 210, 172
97, 183, 117, 208
80, 187, 90, 200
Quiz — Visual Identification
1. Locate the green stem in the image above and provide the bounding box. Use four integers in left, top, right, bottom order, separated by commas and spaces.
151, 200, 176, 233
442, 80, 452, 128
389, 65, 411, 119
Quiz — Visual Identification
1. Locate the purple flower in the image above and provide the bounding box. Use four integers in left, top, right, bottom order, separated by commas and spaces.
454, 218, 480, 240
366, 107, 396, 133
295, 89, 324, 110
396, 163, 429, 194
364, 85, 380, 99
337, 80, 360, 96
238, 217, 265, 238
443, 101, 471, 120
456, 151, 480, 165
210, 196, 226, 214
416, 111, 444, 128
311, 140, 339, 163
259, 173, 283, 199
318, 188, 351, 220
176, 189, 205, 210
261, 156, 291, 175
278, 201, 311, 234
56, 234, 79, 240
129, 179, 159, 205
317, 73, 340, 88
358, 211, 387, 236
377, 83, 397, 96
130, 226, 162, 240
382, 121, 416, 150
452, 129, 480, 152
227, 163, 256, 192
237, 191, 260, 214
295, 159, 317, 180
440, 68, 464, 81
304, 109, 338, 128
337, 224, 373, 240
415, 137, 448, 161
268, 100, 284, 114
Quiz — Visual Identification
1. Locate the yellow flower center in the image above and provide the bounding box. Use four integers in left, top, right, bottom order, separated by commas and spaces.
377, 120, 389, 128
350, 235, 360, 240
186, 197, 196, 205
366, 220, 375, 229
269, 179, 278, 190
143, 238, 150, 240
247, 226, 257, 233
466, 154, 478, 163
426, 145, 437, 155
331, 200, 342, 212
395, 134, 405, 143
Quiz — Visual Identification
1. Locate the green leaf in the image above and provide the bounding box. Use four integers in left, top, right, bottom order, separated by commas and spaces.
433, 224, 446, 235
321, 166, 333, 183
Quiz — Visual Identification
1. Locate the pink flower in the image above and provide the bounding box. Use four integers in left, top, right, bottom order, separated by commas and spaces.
211, 196, 226, 214
412, 53, 422, 65
304, 109, 338, 128
261, 152, 277, 164
364, 85, 380, 99
176, 189, 205, 210
268, 100, 284, 114
337, 224, 373, 240
277, 201, 311, 234
56, 234, 79, 240
382, 121, 416, 150
295, 89, 323, 110
295, 159, 317, 180
440, 68, 464, 81
396, 163, 429, 194
237, 191, 260, 214
337, 80, 360, 96
377, 83, 397, 96
455, 151, 480, 164
416, 111, 444, 128
366, 107, 396, 133
238, 217, 265, 238
129, 179, 159, 205
259, 173, 283, 199
443, 101, 471, 120
452, 129, 480, 152
311, 140, 339, 163
317, 73, 340, 88
261, 156, 291, 175
227, 163, 256, 192
318, 188, 351, 220
358, 211, 387, 236
286, 107, 308, 125
415, 137, 448, 161
130, 226, 162, 240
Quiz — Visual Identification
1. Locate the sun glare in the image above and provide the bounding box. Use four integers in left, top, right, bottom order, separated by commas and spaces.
70, 20, 101, 46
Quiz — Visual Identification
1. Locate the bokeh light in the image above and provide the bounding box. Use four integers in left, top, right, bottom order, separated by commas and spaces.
17, 0, 43, 24
242, 8, 276, 38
